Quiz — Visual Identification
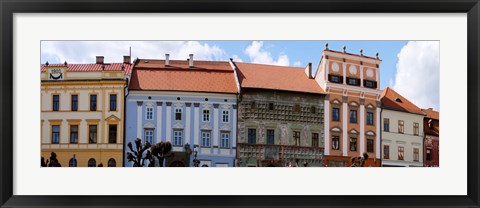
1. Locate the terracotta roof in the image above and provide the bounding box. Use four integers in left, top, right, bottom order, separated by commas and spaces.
129, 59, 238, 94
381, 87, 424, 115
233, 62, 325, 94
325, 49, 380, 61
41, 63, 133, 75
422, 108, 439, 120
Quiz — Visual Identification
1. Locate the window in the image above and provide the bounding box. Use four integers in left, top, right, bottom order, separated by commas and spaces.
108, 158, 116, 167
70, 125, 78, 144
203, 109, 210, 122
312, 133, 319, 147
398, 120, 404, 133
329, 74, 342, 83
109, 125, 117, 144
364, 80, 377, 89
173, 130, 183, 146
268, 103, 274, 110
349, 137, 357, 151
332, 108, 340, 121
90, 95, 97, 111
347, 77, 360, 86
145, 130, 154, 144
53, 95, 59, 111
89, 125, 97, 144
384, 118, 390, 132
51, 125, 60, 144
426, 149, 432, 161
247, 129, 256, 144
294, 104, 301, 113
383, 145, 390, 159
366, 112, 374, 125
398, 146, 404, 160
88, 158, 96, 167
69, 158, 77, 167
221, 132, 230, 148
109, 94, 117, 111
146, 107, 153, 120
332, 135, 340, 150
222, 110, 229, 123
250, 102, 256, 109
413, 148, 419, 162
350, 110, 357, 123
414, 122, 419, 136
201, 131, 211, 147
175, 108, 182, 120
266, 129, 275, 145
362, 139, 372, 153
71, 95, 78, 111
293, 131, 301, 146
310, 106, 316, 114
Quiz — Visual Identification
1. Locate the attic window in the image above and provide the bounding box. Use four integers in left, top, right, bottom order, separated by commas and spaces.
394, 98, 402, 103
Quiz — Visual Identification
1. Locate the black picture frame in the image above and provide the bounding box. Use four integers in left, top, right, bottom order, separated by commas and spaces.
1, 0, 479, 207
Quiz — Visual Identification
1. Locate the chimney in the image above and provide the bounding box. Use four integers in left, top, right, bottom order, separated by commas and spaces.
96, 56, 104, 64
123, 56, 131, 64
305, 62, 313, 79
165, 54, 170, 66
189, 54, 194, 67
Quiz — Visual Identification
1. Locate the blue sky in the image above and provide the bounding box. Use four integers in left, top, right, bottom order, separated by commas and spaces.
41, 40, 439, 110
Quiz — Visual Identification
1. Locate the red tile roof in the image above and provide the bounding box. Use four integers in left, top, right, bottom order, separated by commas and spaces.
422, 108, 439, 120
233, 62, 325, 94
129, 59, 238, 94
381, 87, 424, 115
41, 63, 133, 75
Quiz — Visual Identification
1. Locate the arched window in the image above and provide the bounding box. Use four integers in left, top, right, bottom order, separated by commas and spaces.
88, 158, 96, 167
69, 158, 77, 167
108, 158, 116, 167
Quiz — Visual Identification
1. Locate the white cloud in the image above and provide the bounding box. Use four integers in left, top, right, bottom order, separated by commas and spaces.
41, 41, 228, 64
293, 61, 302, 67
244, 41, 290, 66
392, 41, 440, 110
231, 54, 243, 62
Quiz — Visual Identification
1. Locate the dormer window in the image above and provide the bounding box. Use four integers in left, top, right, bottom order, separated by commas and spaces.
394, 98, 402, 103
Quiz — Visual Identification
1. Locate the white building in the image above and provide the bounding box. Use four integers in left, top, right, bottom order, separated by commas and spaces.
380, 87, 425, 167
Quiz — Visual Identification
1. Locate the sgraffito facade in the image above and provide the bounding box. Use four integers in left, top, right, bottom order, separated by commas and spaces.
233, 62, 325, 167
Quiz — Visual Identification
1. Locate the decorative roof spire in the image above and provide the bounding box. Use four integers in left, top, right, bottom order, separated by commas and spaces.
360, 48, 363, 56
343, 46, 347, 53
376, 52, 379, 59
325, 42, 329, 50
45, 61, 49, 66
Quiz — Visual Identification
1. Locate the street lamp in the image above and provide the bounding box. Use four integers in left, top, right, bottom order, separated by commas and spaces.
193, 146, 200, 167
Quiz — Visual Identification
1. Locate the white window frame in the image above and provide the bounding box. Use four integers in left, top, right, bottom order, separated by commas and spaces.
146, 107, 154, 120
203, 109, 210, 122
201, 131, 211, 147
173, 130, 183, 146
145, 129, 154, 144
222, 110, 229, 123
220, 132, 230, 148
175, 108, 182, 121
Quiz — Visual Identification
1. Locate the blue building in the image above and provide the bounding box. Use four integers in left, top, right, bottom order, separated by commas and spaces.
124, 55, 239, 167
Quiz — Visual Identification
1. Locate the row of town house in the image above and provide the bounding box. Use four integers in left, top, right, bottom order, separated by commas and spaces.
40, 47, 440, 167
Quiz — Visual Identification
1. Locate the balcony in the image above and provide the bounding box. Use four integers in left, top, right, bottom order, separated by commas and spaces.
237, 143, 324, 167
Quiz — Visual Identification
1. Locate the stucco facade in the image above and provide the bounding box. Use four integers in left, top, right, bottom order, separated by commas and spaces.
315, 48, 382, 167
381, 109, 424, 167
41, 58, 130, 167
124, 91, 238, 167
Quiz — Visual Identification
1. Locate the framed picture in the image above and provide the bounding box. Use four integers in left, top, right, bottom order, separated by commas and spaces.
1, 0, 479, 207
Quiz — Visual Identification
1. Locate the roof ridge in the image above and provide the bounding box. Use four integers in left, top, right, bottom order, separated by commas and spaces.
236, 61, 304, 69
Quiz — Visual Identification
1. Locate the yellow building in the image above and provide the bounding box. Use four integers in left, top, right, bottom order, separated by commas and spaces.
41, 56, 131, 167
